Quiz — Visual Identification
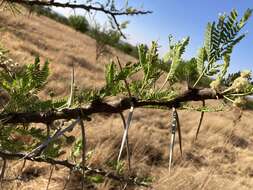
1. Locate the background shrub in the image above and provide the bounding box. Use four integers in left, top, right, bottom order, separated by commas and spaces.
68, 15, 89, 33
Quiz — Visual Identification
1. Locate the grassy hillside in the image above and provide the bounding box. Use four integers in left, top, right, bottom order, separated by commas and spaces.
1, 10, 253, 190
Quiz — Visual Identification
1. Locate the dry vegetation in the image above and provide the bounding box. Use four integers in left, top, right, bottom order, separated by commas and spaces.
0, 9, 253, 190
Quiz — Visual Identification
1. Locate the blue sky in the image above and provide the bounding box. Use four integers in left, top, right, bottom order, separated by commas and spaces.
54, 0, 253, 74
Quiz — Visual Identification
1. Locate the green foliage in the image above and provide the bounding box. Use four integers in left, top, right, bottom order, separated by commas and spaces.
68, 15, 89, 33
1, 9, 251, 109
116, 41, 139, 58
172, 58, 199, 85
0, 56, 51, 112
102, 62, 123, 96
89, 24, 120, 46
74, 88, 101, 105
88, 23, 139, 58
138, 42, 161, 91
245, 99, 253, 110
0, 49, 67, 112
195, 9, 252, 87
0, 126, 26, 152
0, 9, 253, 188
163, 36, 190, 83
107, 160, 125, 175
89, 24, 120, 60
87, 175, 104, 184
0, 124, 63, 158
71, 137, 83, 159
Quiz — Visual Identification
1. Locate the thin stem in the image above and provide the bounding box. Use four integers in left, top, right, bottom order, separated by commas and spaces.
116, 56, 132, 98
62, 169, 72, 190
46, 165, 54, 190
22, 119, 80, 159
0, 150, 149, 187
79, 119, 86, 190
193, 67, 207, 88
228, 91, 253, 96
0, 158, 6, 186
17, 159, 26, 179
6, 0, 151, 38
159, 74, 171, 92
223, 95, 235, 103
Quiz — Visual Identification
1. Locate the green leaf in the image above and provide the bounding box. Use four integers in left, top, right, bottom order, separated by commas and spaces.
165, 37, 190, 83
196, 47, 207, 75
105, 62, 117, 86
72, 138, 82, 158
87, 175, 104, 184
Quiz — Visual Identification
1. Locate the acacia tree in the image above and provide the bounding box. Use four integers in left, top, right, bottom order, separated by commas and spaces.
0, 1, 253, 189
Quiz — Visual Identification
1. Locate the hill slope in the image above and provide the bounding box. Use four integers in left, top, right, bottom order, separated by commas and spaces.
0, 10, 253, 190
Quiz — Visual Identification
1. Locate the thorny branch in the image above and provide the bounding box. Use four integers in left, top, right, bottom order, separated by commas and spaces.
0, 150, 149, 187
0, 88, 223, 124
3, 0, 152, 38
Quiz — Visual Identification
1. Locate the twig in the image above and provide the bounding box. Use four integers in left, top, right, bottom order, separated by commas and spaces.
62, 169, 72, 190
22, 119, 80, 159
17, 159, 26, 179
46, 165, 54, 190
0, 151, 149, 187
0, 158, 6, 186
5, 0, 152, 38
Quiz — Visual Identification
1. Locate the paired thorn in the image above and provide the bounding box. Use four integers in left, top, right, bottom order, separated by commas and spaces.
116, 56, 133, 172
174, 108, 183, 157
117, 103, 134, 171
168, 131, 175, 174
168, 107, 183, 174
195, 100, 205, 141
58, 65, 75, 111
119, 112, 131, 172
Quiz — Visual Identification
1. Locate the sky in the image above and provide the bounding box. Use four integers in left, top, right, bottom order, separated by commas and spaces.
53, 0, 253, 74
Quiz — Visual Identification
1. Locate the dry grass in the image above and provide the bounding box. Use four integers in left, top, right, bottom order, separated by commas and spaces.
0, 9, 253, 190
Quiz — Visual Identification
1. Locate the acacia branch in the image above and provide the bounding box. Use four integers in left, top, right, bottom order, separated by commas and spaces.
4, 0, 152, 38
0, 88, 222, 124
0, 150, 149, 187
